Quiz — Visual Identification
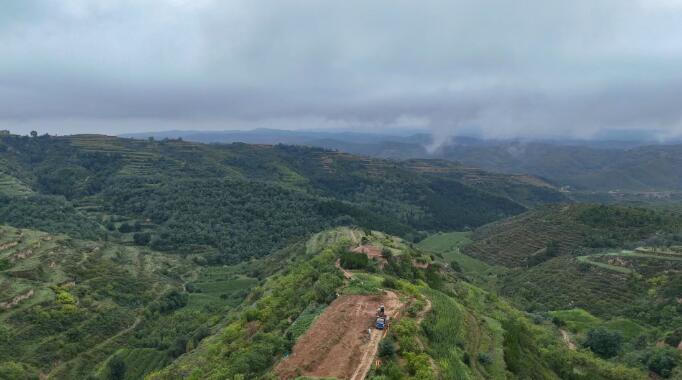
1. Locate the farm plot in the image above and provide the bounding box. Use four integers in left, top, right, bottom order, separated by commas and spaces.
275, 291, 404, 380
576, 249, 682, 276
186, 267, 258, 310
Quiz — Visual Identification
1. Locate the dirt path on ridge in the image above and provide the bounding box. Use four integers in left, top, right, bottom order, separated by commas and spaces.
336, 258, 353, 280
275, 291, 404, 380
561, 329, 576, 350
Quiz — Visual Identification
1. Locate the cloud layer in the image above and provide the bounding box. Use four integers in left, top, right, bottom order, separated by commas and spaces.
1, 0, 682, 138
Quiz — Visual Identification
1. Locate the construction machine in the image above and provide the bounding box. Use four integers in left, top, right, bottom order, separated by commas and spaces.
375, 304, 389, 329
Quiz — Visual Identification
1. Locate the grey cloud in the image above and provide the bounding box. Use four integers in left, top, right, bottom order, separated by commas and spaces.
1, 0, 682, 138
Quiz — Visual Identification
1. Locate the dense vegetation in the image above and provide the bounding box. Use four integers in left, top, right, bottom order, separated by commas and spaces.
425, 205, 682, 378
0, 134, 563, 263
1, 133, 680, 379
149, 228, 648, 380
138, 129, 682, 193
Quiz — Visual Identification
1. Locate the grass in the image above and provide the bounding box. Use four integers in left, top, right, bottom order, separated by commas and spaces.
0, 172, 33, 196
342, 272, 383, 295
549, 309, 647, 341
601, 318, 647, 341
420, 288, 473, 380
417, 231, 472, 254
576, 249, 682, 276
418, 231, 507, 289
98, 348, 169, 380
549, 308, 602, 332
287, 302, 327, 341
187, 268, 258, 310
576, 255, 634, 274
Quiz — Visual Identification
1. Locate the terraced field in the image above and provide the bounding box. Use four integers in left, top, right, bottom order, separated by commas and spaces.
186, 267, 258, 310
462, 206, 587, 267
0, 225, 195, 378
66, 135, 182, 177
499, 256, 643, 317
577, 249, 682, 276
0, 172, 32, 196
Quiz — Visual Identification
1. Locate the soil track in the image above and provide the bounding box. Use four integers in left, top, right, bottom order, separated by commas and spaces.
560, 329, 576, 350
276, 291, 403, 380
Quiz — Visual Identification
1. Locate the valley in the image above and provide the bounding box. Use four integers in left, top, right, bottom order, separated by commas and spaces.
0, 134, 680, 379
5, 3, 682, 379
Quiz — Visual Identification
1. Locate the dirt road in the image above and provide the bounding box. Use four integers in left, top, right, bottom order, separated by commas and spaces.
276, 291, 403, 379
336, 258, 353, 280
560, 329, 576, 350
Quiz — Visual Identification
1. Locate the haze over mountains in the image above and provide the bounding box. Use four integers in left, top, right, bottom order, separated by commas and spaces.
123, 129, 682, 193
3, 0, 682, 378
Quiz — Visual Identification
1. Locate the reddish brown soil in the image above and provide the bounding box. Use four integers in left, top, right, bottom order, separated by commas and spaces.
275, 291, 403, 380
352, 245, 388, 269
352, 245, 383, 258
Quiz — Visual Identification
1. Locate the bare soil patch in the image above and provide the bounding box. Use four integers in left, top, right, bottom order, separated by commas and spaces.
352, 245, 388, 268
352, 245, 383, 259
276, 291, 403, 380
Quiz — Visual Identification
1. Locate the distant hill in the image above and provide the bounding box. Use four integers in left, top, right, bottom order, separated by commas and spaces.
0, 134, 564, 264
123, 129, 682, 194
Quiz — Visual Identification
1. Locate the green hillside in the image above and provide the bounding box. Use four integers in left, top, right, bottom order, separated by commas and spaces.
149, 228, 647, 380
449, 205, 682, 378
0, 134, 564, 264
0, 135, 679, 379
462, 204, 681, 267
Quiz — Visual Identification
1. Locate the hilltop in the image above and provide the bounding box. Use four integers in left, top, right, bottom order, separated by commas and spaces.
149, 228, 646, 380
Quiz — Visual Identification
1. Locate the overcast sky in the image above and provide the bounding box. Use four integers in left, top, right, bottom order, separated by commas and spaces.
1, 0, 682, 140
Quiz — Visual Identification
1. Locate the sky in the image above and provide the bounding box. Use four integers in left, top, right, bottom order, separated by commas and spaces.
1, 0, 682, 141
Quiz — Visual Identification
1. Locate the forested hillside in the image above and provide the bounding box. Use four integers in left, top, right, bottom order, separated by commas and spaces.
126, 130, 682, 193
440, 205, 682, 378
0, 134, 563, 263
1, 134, 679, 379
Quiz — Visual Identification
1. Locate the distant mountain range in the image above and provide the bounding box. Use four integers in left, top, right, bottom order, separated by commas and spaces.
122, 129, 682, 193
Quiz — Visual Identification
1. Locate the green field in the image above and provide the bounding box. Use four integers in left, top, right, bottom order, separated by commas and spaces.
187, 267, 258, 310
418, 231, 508, 286
577, 249, 682, 276
549, 308, 648, 341
0, 172, 32, 196
417, 231, 472, 253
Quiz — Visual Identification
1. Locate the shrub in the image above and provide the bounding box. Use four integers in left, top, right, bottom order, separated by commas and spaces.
664, 328, 682, 348
118, 223, 132, 233
382, 277, 397, 289
339, 250, 369, 270
378, 338, 396, 358
477, 352, 493, 365
551, 316, 566, 327
583, 327, 623, 358
133, 232, 151, 245
404, 352, 433, 378
107, 356, 126, 380
462, 352, 470, 365
450, 260, 462, 272
646, 348, 679, 378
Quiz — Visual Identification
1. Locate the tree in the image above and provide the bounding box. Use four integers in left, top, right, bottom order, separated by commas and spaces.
378, 338, 396, 358
30, 131, 37, 138
450, 260, 462, 272
118, 222, 132, 233
107, 356, 126, 380
133, 232, 151, 245
583, 327, 623, 358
